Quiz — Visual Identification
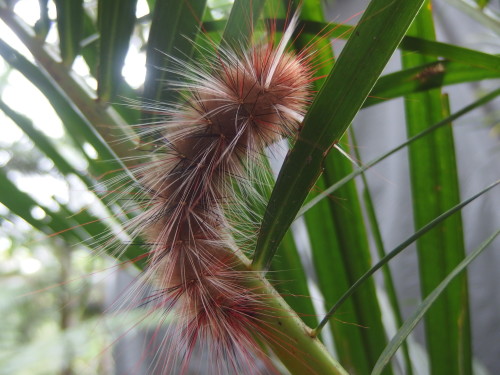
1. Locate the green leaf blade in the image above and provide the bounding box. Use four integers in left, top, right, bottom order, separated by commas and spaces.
54, 0, 84, 67
143, 0, 207, 105
402, 3, 472, 374
253, 0, 426, 271
97, 0, 138, 102
366, 60, 500, 107
372, 228, 500, 375
284, 3, 393, 373
350, 129, 414, 375
270, 231, 318, 329
221, 0, 266, 48
0, 39, 127, 176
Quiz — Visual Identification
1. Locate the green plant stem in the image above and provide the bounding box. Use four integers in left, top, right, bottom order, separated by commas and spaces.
233, 255, 348, 375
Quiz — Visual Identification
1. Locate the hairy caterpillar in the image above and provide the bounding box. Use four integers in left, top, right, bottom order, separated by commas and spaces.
102, 9, 338, 375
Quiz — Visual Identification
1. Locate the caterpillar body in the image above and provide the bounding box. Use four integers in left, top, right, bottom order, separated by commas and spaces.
110, 11, 325, 375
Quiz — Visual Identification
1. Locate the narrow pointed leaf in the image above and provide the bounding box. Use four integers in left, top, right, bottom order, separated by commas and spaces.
253, 0, 426, 270
372, 229, 500, 375
294, 20, 500, 71
81, 11, 99, 75
402, 4, 472, 374
314, 180, 500, 333
350, 129, 413, 375
54, 0, 83, 67
0, 6, 139, 164
221, 0, 266, 48
287, 2, 391, 372
0, 39, 127, 177
366, 60, 500, 107
270, 231, 318, 328
300, 87, 500, 215
0, 169, 85, 244
213, 18, 500, 71
0, 99, 131, 222
97, 0, 137, 101
0, 99, 92, 184
143, 0, 207, 105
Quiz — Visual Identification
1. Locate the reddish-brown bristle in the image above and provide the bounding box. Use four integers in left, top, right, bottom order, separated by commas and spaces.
117, 10, 315, 374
